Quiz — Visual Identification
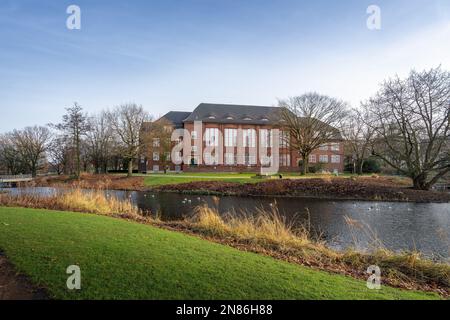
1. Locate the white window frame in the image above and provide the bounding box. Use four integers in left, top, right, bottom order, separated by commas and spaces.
243, 129, 256, 148
319, 155, 329, 163
331, 155, 341, 163
260, 129, 271, 148
191, 131, 198, 140
319, 144, 329, 151
153, 152, 160, 161
245, 154, 256, 166
153, 138, 160, 147
280, 154, 291, 167
280, 131, 290, 148
174, 152, 182, 163
261, 155, 271, 166
330, 143, 340, 151
225, 153, 235, 165
225, 128, 237, 147
204, 152, 218, 165
205, 128, 219, 147
309, 155, 316, 163
190, 156, 199, 165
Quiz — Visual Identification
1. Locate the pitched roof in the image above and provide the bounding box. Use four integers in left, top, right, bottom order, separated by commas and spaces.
183, 103, 281, 125
159, 111, 192, 128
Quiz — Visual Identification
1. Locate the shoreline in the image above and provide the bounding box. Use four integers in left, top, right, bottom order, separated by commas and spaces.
154, 179, 450, 204
0, 202, 448, 297
28, 174, 450, 204
152, 188, 450, 204
1, 206, 443, 300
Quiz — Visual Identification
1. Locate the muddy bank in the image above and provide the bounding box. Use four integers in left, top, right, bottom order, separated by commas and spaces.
156, 177, 450, 203
0, 253, 48, 300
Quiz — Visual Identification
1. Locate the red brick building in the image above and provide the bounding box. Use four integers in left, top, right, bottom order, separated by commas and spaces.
140, 103, 344, 173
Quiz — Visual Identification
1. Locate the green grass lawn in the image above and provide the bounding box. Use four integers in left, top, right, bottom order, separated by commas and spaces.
141, 172, 378, 187
143, 172, 258, 186
0, 207, 439, 300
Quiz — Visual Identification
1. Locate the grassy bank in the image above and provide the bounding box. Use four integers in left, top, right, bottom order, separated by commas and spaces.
1, 189, 448, 296
0, 206, 440, 300
180, 205, 450, 295
31, 173, 449, 203
156, 176, 450, 203
143, 172, 258, 186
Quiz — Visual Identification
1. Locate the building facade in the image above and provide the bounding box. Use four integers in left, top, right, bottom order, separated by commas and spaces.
140, 103, 344, 173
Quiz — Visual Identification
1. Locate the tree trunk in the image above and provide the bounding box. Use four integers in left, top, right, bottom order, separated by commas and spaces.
301, 154, 309, 175
412, 174, 429, 190
357, 160, 364, 175
127, 159, 133, 177
31, 166, 37, 178
75, 140, 81, 179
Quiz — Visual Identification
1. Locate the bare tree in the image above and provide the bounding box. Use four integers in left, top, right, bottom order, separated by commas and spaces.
342, 108, 375, 174
107, 104, 149, 177
366, 67, 450, 190
279, 93, 348, 175
86, 111, 114, 174
141, 117, 173, 174
47, 136, 72, 175
51, 103, 90, 178
11, 126, 51, 177
0, 133, 24, 175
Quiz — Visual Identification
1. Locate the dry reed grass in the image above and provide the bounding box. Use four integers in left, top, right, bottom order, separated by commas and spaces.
0, 188, 142, 219
186, 204, 449, 295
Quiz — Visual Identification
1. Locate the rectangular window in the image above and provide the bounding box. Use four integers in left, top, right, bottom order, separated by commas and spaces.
153, 138, 160, 147
330, 143, 340, 151
280, 131, 290, 148
309, 155, 316, 163
331, 155, 341, 163
224, 128, 237, 147
190, 156, 199, 166
192, 145, 198, 154
153, 152, 160, 161
243, 129, 256, 148
280, 154, 291, 166
260, 129, 271, 148
164, 152, 171, 161
174, 152, 182, 162
225, 153, 235, 165
191, 131, 198, 140
261, 155, 271, 166
205, 128, 219, 147
319, 144, 328, 151
204, 152, 218, 165
245, 154, 257, 165
319, 155, 328, 163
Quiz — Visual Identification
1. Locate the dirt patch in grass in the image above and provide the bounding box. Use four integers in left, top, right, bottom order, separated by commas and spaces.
0, 253, 48, 300
31, 173, 146, 191
156, 176, 450, 203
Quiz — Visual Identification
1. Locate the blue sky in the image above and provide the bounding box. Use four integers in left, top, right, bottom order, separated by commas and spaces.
1, 0, 450, 132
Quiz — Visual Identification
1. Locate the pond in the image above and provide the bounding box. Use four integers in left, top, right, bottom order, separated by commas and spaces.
4, 187, 450, 262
